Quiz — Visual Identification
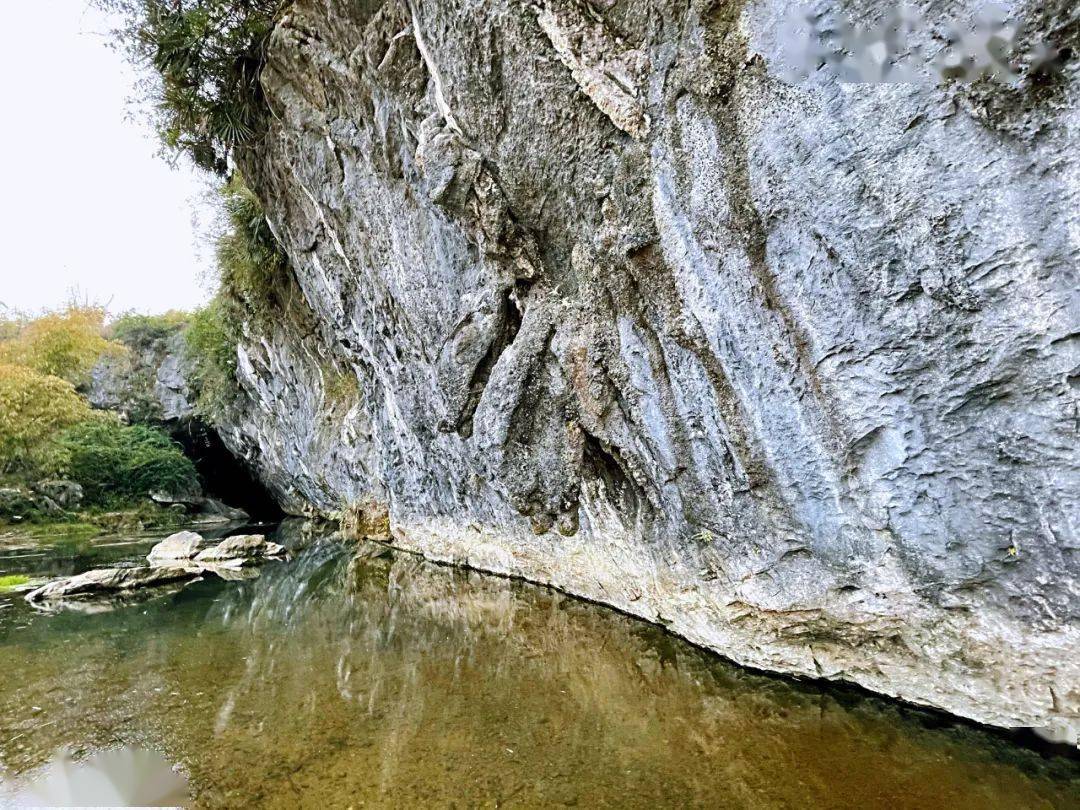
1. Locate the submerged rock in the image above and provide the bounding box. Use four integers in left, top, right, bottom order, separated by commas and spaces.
28, 581, 197, 615
195, 561, 264, 581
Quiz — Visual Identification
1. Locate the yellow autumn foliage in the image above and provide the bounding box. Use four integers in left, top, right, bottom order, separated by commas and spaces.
0, 363, 93, 474
0, 306, 118, 386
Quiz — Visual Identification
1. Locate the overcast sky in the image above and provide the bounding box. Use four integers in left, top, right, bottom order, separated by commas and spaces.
1, 1, 213, 316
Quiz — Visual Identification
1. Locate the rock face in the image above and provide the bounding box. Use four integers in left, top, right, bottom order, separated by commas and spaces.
32, 481, 83, 511
0, 486, 68, 520
89, 328, 194, 423
202, 0, 1079, 737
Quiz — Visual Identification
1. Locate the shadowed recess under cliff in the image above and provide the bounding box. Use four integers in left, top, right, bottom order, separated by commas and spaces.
170, 419, 284, 519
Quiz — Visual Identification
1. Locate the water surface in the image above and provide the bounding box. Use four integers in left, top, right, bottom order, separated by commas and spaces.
1, 524, 1077, 807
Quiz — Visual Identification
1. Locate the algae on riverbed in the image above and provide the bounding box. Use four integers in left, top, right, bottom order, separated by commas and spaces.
0, 574, 29, 592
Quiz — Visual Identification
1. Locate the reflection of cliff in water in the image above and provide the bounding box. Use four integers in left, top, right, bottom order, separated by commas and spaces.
2, 535, 1078, 808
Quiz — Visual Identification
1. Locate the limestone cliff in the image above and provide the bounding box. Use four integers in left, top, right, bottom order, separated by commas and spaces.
207, 0, 1078, 738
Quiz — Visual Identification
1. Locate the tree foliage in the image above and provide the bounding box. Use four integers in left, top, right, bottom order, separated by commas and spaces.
110, 310, 189, 347
0, 364, 93, 475
0, 306, 116, 386
102, 0, 287, 174
0, 311, 24, 342
56, 420, 199, 505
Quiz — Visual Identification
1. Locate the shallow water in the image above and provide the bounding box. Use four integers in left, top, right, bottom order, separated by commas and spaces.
1, 523, 1078, 808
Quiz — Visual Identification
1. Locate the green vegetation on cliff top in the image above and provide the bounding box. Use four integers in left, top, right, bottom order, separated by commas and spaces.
103, 0, 287, 174
101, 2, 307, 427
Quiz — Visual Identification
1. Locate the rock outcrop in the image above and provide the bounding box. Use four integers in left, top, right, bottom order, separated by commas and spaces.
90, 327, 194, 423
160, 0, 1080, 737
26, 532, 287, 607
0, 483, 81, 520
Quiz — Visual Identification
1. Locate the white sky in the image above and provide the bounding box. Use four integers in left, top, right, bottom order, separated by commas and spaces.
0, 1, 213, 316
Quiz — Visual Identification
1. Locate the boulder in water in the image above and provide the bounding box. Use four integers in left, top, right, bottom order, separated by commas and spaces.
194, 534, 285, 564
146, 530, 214, 563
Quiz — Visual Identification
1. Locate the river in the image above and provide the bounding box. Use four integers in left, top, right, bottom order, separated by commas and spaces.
1, 522, 1077, 807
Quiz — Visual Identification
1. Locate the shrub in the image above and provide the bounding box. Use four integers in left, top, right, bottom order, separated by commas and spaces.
323, 363, 360, 409
0, 364, 93, 475
110, 310, 189, 347
55, 420, 199, 505
183, 173, 291, 424
0, 575, 31, 592
216, 173, 289, 324
0, 306, 116, 386
102, 0, 287, 174
0, 309, 24, 342
184, 297, 241, 423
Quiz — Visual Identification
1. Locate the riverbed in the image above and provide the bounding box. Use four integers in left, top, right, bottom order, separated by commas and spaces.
1, 523, 1077, 807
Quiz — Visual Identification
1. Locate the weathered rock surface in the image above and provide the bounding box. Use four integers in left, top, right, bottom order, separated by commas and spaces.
158, 0, 1080, 737
0, 488, 38, 520
149, 491, 250, 524
0, 487, 66, 520
89, 327, 194, 423
31, 480, 83, 511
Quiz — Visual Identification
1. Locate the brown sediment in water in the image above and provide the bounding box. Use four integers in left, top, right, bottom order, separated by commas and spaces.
0, 532, 1077, 808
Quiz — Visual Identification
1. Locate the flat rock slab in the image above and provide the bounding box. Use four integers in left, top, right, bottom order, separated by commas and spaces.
26, 566, 199, 603
193, 561, 263, 581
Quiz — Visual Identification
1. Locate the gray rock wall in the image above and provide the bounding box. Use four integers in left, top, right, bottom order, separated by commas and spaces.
89, 329, 193, 422
220, 0, 1079, 737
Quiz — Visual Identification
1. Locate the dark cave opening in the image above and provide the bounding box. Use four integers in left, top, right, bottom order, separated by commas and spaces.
169, 419, 284, 520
